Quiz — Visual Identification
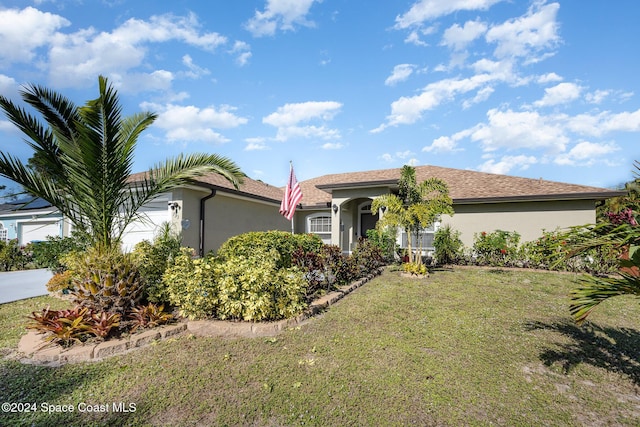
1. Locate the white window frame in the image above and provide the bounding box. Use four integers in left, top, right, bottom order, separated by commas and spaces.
306, 213, 332, 244
0, 222, 7, 242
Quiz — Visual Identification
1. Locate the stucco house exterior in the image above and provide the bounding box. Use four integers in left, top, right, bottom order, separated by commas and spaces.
290, 165, 622, 254
0, 165, 622, 255
0, 197, 69, 244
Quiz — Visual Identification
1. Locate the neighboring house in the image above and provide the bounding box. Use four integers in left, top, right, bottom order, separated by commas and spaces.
0, 165, 622, 254
0, 197, 69, 245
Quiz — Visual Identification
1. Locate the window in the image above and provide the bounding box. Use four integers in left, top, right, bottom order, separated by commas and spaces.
307, 214, 332, 244
399, 223, 439, 252
0, 223, 6, 242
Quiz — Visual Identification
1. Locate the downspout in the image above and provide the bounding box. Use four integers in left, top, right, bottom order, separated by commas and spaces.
199, 189, 216, 257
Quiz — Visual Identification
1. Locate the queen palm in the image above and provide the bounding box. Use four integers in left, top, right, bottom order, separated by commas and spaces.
0, 76, 244, 251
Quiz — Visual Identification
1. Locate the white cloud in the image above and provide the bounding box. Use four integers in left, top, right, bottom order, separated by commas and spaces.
536, 72, 563, 84
244, 138, 270, 151
565, 108, 640, 137
181, 55, 211, 79
44, 12, 227, 89
0, 74, 19, 100
230, 41, 252, 66
422, 131, 469, 153
463, 86, 495, 109
485, 2, 560, 61
554, 141, 620, 166
372, 73, 496, 132
533, 82, 583, 107
585, 90, 610, 105
245, 0, 321, 37
470, 108, 568, 153
379, 150, 416, 163
395, 0, 503, 29
322, 142, 344, 150
385, 64, 416, 86
423, 136, 457, 153
263, 101, 341, 127
441, 19, 487, 51
0, 7, 69, 64
146, 103, 248, 144
274, 125, 340, 141
477, 155, 538, 174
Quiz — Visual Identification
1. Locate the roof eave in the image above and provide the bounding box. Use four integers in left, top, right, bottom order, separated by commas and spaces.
453, 191, 625, 204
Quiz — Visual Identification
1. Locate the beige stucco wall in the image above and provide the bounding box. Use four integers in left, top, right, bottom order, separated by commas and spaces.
441, 199, 597, 247
202, 192, 290, 253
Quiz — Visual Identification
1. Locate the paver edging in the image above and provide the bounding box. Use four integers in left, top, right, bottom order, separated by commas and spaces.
15, 267, 384, 365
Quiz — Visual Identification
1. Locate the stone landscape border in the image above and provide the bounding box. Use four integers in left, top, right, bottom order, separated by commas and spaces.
15, 268, 384, 366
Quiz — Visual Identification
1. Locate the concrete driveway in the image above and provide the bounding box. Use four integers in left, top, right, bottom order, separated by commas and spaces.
0, 269, 52, 304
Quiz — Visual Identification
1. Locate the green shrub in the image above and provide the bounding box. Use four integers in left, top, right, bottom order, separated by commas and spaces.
46, 270, 74, 293
322, 245, 358, 286
0, 239, 29, 271
131, 224, 183, 304
472, 230, 521, 266
163, 248, 219, 319
30, 231, 89, 273
215, 249, 307, 321
434, 225, 463, 265
352, 237, 385, 276
217, 231, 323, 268
365, 228, 397, 263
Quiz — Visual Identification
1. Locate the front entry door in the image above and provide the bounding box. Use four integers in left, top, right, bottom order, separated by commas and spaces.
360, 212, 377, 238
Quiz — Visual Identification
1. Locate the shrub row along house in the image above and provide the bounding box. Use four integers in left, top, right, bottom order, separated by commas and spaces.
0, 164, 622, 255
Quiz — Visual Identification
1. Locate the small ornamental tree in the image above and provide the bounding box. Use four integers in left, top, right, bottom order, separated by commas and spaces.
372, 165, 453, 265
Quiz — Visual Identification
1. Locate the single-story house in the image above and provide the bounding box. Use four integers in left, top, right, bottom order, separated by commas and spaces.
0, 165, 623, 254
0, 197, 69, 245
292, 165, 623, 254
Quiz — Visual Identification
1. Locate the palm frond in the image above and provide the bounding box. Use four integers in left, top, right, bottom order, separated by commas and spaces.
570, 274, 640, 324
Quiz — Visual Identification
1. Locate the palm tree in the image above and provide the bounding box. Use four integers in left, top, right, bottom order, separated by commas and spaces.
0, 76, 245, 251
372, 165, 453, 265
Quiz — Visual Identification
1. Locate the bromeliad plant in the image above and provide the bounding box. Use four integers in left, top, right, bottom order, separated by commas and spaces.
27, 306, 120, 347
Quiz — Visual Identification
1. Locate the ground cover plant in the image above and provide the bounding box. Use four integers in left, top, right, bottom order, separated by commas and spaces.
1, 267, 638, 426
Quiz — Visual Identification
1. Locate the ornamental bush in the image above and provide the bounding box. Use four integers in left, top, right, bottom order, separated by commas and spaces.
216, 230, 322, 268
131, 224, 183, 304
163, 248, 219, 319
434, 225, 464, 265
472, 230, 521, 266
215, 249, 307, 321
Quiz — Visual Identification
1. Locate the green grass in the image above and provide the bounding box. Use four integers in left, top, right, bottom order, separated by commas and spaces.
1, 268, 639, 426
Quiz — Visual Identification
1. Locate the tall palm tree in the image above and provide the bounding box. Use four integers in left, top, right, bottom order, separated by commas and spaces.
0, 76, 245, 250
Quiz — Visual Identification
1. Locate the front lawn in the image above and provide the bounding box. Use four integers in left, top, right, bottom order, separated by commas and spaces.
1, 267, 639, 426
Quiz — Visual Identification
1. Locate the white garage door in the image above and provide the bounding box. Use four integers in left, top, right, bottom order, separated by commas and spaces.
20, 221, 60, 244
120, 201, 171, 252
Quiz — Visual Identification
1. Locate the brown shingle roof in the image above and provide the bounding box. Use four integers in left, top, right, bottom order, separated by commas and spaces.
128, 171, 284, 204
129, 164, 622, 208
298, 165, 622, 207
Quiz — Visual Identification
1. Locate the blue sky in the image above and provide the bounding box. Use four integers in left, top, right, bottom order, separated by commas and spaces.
0, 0, 639, 192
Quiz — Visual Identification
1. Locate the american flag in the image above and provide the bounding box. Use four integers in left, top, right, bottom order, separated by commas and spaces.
280, 163, 303, 220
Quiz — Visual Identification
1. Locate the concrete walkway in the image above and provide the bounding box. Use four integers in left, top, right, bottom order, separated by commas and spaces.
0, 269, 52, 304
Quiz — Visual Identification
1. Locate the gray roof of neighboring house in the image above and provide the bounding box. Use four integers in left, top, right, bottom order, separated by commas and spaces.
0, 196, 54, 212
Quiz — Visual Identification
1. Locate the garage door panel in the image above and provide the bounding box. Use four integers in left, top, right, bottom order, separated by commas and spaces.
20, 221, 60, 244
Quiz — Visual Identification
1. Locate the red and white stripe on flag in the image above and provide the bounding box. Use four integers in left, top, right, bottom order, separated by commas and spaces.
280, 163, 303, 220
